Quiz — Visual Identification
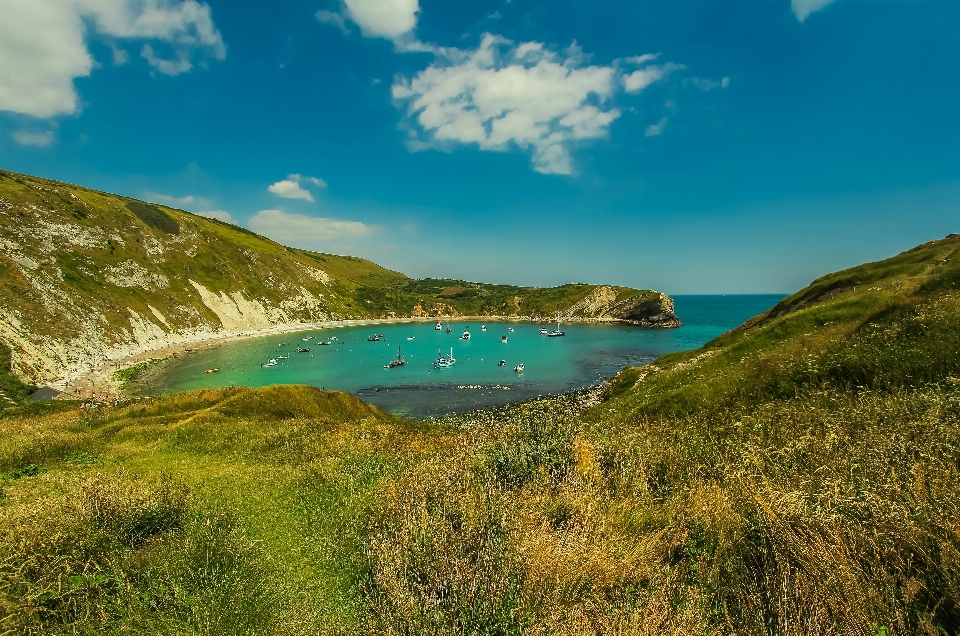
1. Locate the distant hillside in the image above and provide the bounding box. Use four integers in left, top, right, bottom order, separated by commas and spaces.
0, 169, 677, 385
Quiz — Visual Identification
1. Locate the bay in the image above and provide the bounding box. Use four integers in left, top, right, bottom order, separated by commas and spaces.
142, 295, 783, 418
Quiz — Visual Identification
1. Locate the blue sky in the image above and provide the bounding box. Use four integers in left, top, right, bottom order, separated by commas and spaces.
1, 0, 959, 294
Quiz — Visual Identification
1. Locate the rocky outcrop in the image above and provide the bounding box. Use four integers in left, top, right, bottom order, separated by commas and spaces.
557, 286, 681, 327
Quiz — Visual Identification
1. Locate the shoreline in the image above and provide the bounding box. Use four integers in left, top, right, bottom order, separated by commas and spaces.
56, 314, 649, 401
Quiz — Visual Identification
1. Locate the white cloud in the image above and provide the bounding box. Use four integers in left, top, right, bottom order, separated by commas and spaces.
268, 180, 315, 202
623, 61, 685, 93
317, 0, 418, 41
344, 0, 418, 39
792, 0, 836, 22
288, 173, 327, 188
645, 117, 668, 137
0, 0, 226, 118
393, 34, 642, 175
722, 76, 730, 89
198, 210, 234, 223
248, 209, 371, 244
13, 130, 55, 147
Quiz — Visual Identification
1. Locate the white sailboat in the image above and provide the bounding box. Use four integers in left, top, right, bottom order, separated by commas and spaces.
547, 312, 565, 337
434, 347, 456, 368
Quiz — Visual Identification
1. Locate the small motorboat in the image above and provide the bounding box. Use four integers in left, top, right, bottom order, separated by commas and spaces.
278, 342, 288, 347
329, 336, 337, 340
481, 325, 487, 331
261, 359, 278, 367
204, 368, 220, 373
317, 341, 331, 346
460, 330, 471, 340
446, 326, 452, 333
508, 327, 515, 332
296, 347, 310, 353
501, 335, 508, 343
277, 354, 289, 359
514, 363, 524, 373
547, 312, 566, 337
498, 359, 507, 367
435, 322, 442, 330
302, 337, 312, 341
367, 334, 384, 342
434, 347, 456, 368
539, 327, 548, 334
385, 345, 407, 368
407, 336, 416, 340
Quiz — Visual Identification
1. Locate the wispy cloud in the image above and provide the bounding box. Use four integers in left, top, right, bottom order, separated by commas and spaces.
248, 209, 371, 244
645, 117, 668, 137
268, 180, 314, 201
792, 0, 837, 22
12, 130, 54, 147
622, 61, 685, 94
288, 173, 327, 188
689, 76, 730, 91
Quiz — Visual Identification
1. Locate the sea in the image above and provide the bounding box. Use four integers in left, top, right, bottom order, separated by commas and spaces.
141, 295, 784, 418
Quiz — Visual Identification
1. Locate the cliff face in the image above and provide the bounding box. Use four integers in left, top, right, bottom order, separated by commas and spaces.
0, 169, 679, 384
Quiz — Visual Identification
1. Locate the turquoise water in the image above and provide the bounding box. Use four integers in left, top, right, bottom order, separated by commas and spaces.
144, 295, 783, 418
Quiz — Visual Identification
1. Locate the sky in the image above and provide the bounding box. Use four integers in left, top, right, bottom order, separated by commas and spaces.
1, 0, 959, 294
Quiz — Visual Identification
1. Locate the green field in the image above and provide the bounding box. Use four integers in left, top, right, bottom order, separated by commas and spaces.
2, 236, 960, 634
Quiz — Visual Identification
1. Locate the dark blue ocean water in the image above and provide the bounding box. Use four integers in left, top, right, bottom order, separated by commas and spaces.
146, 295, 783, 418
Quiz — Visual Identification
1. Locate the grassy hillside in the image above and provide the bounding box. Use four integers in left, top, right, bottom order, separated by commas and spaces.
0, 169, 674, 384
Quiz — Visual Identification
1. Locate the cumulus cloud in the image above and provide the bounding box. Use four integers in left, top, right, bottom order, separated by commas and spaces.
12, 130, 55, 147
0, 0, 226, 118
198, 210, 234, 223
645, 117, 668, 137
248, 209, 371, 244
268, 180, 315, 202
316, 0, 418, 41
393, 34, 640, 175
792, 0, 836, 22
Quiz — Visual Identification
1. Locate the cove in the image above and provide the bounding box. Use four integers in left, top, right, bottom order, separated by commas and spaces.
141, 295, 783, 418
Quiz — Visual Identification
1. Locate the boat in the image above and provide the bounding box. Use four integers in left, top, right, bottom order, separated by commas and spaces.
330, 336, 337, 340
302, 337, 312, 341
204, 368, 220, 373
508, 327, 515, 332
501, 335, 508, 343
317, 341, 331, 346
446, 326, 452, 333
434, 347, 456, 368
498, 359, 507, 366
277, 354, 289, 359
436, 322, 442, 330
460, 330, 471, 340
385, 345, 407, 368
481, 325, 486, 331
514, 363, 524, 372
407, 336, 416, 340
296, 347, 310, 353
261, 359, 277, 367
539, 327, 548, 334
367, 334, 384, 342
547, 312, 566, 337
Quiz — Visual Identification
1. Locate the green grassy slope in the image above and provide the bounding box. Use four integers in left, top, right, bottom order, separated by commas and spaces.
0, 169, 674, 384
3, 236, 959, 634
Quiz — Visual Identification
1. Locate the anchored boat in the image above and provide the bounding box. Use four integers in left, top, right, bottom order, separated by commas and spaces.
434, 347, 456, 368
